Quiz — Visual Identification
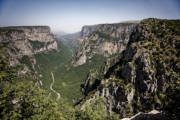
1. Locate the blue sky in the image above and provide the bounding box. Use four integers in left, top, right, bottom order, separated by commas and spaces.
0, 0, 179, 33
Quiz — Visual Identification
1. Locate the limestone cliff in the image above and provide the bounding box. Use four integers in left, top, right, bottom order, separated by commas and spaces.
74, 22, 138, 66
0, 26, 58, 75
81, 18, 180, 119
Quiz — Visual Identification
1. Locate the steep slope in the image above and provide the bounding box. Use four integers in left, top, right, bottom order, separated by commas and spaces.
0, 29, 67, 120
0, 18, 179, 120
0, 26, 58, 56
74, 22, 138, 66
35, 40, 106, 104
0, 26, 58, 84
80, 18, 180, 119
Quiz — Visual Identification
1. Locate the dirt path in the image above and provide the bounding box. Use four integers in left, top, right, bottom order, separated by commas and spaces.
50, 72, 61, 100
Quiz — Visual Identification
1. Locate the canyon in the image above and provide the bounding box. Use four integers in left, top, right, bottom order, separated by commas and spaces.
0, 18, 179, 119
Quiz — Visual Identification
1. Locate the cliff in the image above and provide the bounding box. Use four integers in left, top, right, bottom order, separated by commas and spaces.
74, 22, 138, 66
0, 26, 57, 54
0, 19, 179, 120
80, 18, 180, 119
0, 26, 58, 76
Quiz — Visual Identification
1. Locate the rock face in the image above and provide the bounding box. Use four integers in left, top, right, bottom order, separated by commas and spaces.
0, 26, 58, 74
0, 26, 58, 56
74, 22, 138, 66
81, 18, 180, 118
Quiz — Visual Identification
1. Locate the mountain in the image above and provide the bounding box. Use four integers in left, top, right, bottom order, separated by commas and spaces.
0, 18, 179, 120
0, 26, 67, 119
0, 26, 58, 54
80, 18, 180, 119
0, 26, 58, 85
73, 22, 138, 66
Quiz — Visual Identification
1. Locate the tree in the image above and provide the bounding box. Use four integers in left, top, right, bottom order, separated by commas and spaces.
0, 81, 65, 120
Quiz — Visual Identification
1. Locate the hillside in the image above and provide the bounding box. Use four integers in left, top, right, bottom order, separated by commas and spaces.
80, 18, 180, 119
74, 22, 138, 66
0, 18, 179, 119
0, 26, 58, 84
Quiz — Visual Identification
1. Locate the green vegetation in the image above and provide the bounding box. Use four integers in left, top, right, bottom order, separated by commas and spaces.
0, 42, 116, 120
98, 18, 180, 117
35, 40, 106, 104
29, 40, 46, 50
0, 44, 17, 83
53, 54, 105, 104
75, 97, 120, 120
0, 81, 65, 120
0, 43, 65, 119
34, 41, 73, 99
0, 27, 24, 33
29, 40, 55, 50
95, 31, 111, 40
0, 18, 179, 119
19, 55, 34, 71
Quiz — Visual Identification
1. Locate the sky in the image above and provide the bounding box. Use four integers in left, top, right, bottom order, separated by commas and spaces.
0, 0, 179, 33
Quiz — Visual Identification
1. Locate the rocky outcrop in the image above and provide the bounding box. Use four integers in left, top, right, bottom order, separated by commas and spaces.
73, 22, 138, 66
0, 26, 58, 75
81, 18, 180, 118
0, 26, 58, 57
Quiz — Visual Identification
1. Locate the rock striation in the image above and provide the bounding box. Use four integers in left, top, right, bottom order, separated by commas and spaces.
73, 22, 138, 66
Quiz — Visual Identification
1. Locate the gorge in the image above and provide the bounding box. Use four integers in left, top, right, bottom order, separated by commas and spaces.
0, 18, 179, 120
